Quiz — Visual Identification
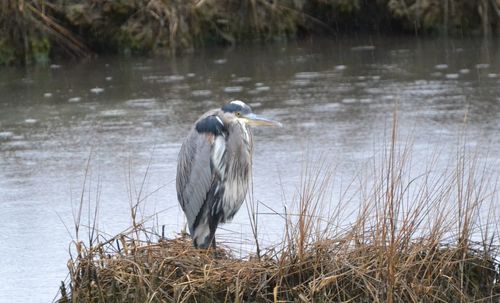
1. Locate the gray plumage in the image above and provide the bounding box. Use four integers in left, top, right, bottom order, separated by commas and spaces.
176, 100, 280, 248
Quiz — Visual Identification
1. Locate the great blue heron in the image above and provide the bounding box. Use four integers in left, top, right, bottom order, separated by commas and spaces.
176, 100, 281, 248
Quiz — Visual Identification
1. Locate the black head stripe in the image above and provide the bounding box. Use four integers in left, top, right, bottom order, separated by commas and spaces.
221, 101, 251, 114
195, 115, 228, 137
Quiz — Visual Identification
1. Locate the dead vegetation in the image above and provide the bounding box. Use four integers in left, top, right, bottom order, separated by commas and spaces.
58, 119, 500, 302
59, 234, 499, 302
3, 0, 500, 65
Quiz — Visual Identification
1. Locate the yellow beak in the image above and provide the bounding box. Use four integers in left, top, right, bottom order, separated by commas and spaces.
242, 113, 282, 127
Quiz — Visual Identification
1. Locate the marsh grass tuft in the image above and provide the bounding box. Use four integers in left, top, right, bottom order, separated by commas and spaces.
59, 120, 500, 302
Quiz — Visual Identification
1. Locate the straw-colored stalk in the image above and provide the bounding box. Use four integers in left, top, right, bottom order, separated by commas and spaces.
59, 118, 500, 302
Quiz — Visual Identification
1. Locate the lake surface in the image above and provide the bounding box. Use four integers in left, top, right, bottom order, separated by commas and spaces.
1, 36, 500, 302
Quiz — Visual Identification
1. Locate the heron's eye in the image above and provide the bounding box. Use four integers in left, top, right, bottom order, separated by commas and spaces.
235, 112, 241, 117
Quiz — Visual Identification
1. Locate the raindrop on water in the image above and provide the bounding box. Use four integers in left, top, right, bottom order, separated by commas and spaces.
90, 87, 104, 94
224, 86, 243, 93
25, 119, 38, 124
434, 64, 448, 70
68, 97, 81, 103
475, 63, 490, 69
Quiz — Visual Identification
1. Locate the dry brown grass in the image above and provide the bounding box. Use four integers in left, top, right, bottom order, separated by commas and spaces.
58, 119, 500, 302
59, 230, 499, 302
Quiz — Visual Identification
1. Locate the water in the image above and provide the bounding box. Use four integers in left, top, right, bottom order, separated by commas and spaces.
1, 37, 500, 302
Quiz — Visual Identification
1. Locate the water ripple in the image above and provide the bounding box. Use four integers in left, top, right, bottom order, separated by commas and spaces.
99, 109, 128, 117
191, 90, 212, 97
0, 131, 14, 141
294, 72, 321, 79
125, 98, 157, 109
223, 86, 243, 93
143, 75, 185, 83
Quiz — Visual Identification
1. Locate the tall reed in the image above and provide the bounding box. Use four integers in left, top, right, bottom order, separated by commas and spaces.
58, 118, 500, 302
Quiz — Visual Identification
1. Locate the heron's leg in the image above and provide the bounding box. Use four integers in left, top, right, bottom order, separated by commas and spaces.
210, 234, 217, 250
210, 234, 226, 259
206, 225, 217, 250
207, 226, 225, 258
207, 212, 221, 252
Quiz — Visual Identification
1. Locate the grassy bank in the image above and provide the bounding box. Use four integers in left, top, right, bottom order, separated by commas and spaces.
57, 122, 500, 302
59, 235, 499, 302
2, 0, 500, 65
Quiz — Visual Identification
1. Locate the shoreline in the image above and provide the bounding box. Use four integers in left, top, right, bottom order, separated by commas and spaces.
2, 0, 499, 65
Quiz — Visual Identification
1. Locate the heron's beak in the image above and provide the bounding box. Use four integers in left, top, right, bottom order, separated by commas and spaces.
242, 113, 282, 127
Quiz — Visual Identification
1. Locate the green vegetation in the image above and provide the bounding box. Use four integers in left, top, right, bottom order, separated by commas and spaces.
58, 121, 500, 302
1, 0, 500, 65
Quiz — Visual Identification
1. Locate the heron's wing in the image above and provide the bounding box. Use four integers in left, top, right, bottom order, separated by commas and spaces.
176, 114, 226, 233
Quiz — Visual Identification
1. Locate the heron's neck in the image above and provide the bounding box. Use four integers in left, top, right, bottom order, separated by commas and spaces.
236, 119, 251, 145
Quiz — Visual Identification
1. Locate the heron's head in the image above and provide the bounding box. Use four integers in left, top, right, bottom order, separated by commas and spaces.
221, 100, 282, 127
